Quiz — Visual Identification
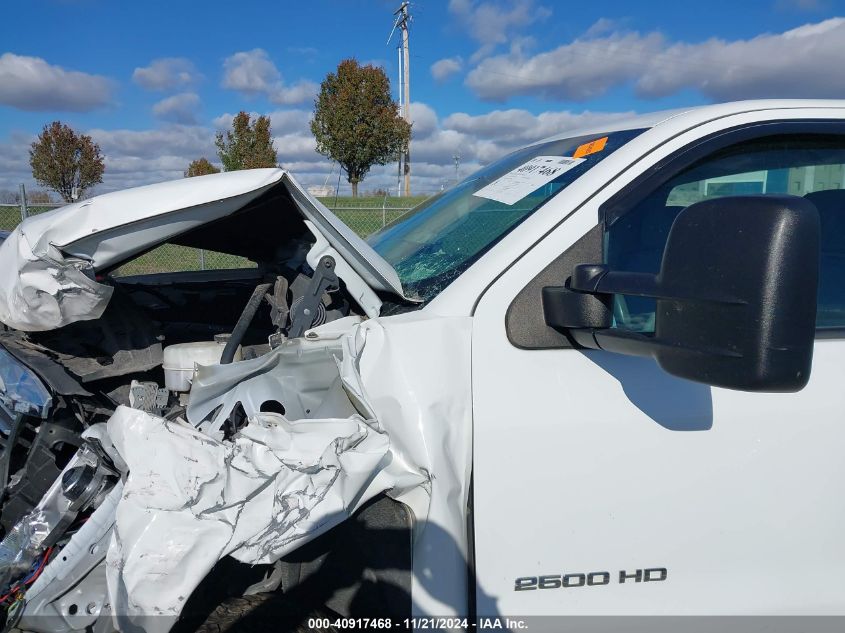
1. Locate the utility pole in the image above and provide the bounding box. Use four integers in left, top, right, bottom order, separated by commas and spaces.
397, 44, 403, 196
389, 2, 411, 197
453, 154, 460, 185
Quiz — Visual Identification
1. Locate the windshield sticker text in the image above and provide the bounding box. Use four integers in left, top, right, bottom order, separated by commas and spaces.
473, 156, 585, 206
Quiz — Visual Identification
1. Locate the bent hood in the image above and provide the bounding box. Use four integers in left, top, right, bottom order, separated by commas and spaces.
0, 169, 406, 331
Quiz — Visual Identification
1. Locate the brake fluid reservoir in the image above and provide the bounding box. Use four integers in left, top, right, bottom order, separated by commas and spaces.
162, 337, 241, 392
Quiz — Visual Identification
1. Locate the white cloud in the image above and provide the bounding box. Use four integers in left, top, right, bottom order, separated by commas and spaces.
466, 17, 845, 102
0, 103, 641, 196
152, 92, 201, 124
274, 132, 318, 163
268, 109, 312, 135
448, 0, 551, 61
637, 18, 845, 100
222, 49, 280, 94
90, 125, 213, 160
431, 56, 463, 82
443, 108, 635, 145
409, 102, 439, 139
466, 30, 664, 101
0, 53, 112, 112
270, 80, 319, 106
583, 17, 621, 38
0, 132, 38, 189
211, 112, 237, 130
221, 49, 317, 105
132, 58, 200, 91
87, 125, 216, 190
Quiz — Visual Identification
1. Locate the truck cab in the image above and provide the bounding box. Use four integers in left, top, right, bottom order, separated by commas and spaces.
420, 100, 845, 620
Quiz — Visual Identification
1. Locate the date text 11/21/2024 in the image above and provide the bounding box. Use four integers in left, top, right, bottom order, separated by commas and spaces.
307, 618, 530, 630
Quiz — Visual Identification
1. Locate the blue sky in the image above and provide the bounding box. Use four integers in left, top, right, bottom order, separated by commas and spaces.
2, 0, 845, 195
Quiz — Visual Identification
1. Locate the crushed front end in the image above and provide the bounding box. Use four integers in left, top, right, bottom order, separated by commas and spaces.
0, 171, 471, 632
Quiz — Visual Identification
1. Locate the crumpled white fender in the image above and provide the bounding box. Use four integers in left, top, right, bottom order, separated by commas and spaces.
346, 313, 474, 616
0, 228, 113, 331
106, 406, 393, 629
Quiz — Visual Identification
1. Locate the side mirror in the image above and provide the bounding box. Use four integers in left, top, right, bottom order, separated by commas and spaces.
543, 195, 820, 392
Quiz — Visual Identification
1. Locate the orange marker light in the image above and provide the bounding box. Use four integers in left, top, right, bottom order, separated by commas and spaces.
573, 136, 608, 158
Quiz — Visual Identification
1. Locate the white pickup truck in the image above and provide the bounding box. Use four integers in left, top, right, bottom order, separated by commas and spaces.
0, 99, 842, 632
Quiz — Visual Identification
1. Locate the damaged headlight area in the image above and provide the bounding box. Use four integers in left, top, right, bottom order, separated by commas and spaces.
0, 347, 52, 420
0, 440, 119, 627
0, 445, 116, 583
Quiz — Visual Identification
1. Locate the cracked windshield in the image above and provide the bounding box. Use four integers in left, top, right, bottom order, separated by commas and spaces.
368, 128, 644, 302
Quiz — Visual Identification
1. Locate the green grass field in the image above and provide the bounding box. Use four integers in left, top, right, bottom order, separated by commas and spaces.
0, 196, 431, 276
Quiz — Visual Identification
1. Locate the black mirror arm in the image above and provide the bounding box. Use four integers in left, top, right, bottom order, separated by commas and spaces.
572, 327, 743, 360
540, 264, 665, 334
552, 262, 745, 359
570, 264, 660, 299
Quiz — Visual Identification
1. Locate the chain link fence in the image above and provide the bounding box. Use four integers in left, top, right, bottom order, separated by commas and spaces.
0, 191, 428, 276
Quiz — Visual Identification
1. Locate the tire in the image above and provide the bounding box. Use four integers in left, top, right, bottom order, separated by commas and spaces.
193, 593, 338, 633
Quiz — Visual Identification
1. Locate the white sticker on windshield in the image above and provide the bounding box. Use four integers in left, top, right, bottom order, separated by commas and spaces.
472, 156, 586, 206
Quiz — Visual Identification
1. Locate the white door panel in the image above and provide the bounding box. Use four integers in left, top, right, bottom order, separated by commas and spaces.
471, 176, 845, 614
474, 317, 845, 615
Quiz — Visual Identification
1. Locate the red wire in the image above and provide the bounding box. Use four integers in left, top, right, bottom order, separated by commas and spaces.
25, 546, 53, 586
0, 546, 53, 605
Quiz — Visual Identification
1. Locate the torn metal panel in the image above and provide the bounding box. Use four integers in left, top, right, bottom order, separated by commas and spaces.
188, 335, 352, 437
104, 406, 395, 630
0, 169, 408, 332
20, 171, 285, 269
0, 172, 279, 332
0, 227, 115, 332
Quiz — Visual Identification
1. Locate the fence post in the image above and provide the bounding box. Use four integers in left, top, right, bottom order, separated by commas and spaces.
199, 249, 206, 270
19, 184, 28, 222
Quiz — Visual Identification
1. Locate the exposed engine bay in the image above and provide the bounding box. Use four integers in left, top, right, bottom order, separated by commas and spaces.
0, 222, 358, 525
0, 240, 372, 628
0, 170, 472, 633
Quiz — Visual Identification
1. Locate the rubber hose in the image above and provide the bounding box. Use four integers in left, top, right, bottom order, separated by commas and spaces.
221, 282, 272, 364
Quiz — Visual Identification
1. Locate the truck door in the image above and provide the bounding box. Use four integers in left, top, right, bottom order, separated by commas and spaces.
471, 123, 845, 622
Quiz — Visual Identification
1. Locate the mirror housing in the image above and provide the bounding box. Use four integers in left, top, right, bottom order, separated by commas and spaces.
544, 195, 820, 392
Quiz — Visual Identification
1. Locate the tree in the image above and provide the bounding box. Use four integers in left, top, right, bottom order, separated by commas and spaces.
311, 59, 411, 197
215, 112, 277, 171
185, 157, 221, 177
29, 121, 104, 202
